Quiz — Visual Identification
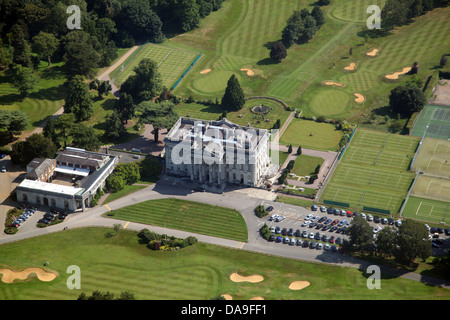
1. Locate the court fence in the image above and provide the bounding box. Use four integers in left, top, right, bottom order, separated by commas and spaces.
171, 52, 202, 91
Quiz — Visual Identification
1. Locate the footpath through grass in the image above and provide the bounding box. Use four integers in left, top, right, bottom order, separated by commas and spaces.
107, 198, 248, 242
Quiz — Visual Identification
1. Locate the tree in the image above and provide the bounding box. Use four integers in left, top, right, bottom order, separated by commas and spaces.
136, 101, 179, 143
117, 92, 135, 124
221, 74, 245, 112
287, 144, 293, 153
32, 31, 59, 66
381, 0, 410, 30
270, 41, 287, 62
297, 15, 318, 44
77, 290, 135, 300
296, 146, 302, 155
394, 219, 431, 266
0, 109, 29, 141
311, 6, 325, 27
411, 61, 420, 74
318, 0, 330, 5
440, 54, 448, 67
90, 79, 112, 99
103, 111, 126, 142
119, 0, 164, 43
140, 155, 162, 180
375, 226, 397, 258
346, 215, 374, 253
64, 75, 94, 122
9, 23, 32, 68
63, 30, 100, 78
114, 162, 141, 184
389, 85, 426, 118
70, 123, 101, 151
177, 0, 201, 32
121, 58, 163, 103
54, 113, 76, 148
10, 133, 56, 166
10, 64, 38, 96
106, 173, 125, 192
281, 11, 304, 47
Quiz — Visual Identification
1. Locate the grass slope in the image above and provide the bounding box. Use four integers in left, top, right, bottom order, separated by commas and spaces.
0, 227, 449, 300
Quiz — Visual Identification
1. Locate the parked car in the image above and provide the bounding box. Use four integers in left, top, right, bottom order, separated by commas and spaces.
302, 230, 308, 238
314, 232, 321, 240
445, 228, 450, 236
281, 228, 287, 236
308, 232, 314, 239
322, 225, 331, 231
1, 165, 6, 173
270, 226, 275, 233
301, 221, 310, 227
316, 224, 323, 230
331, 219, 339, 226
305, 214, 313, 220
340, 210, 346, 216
321, 234, 328, 242
276, 215, 286, 222
311, 204, 318, 211
360, 213, 366, 219
334, 209, 340, 215
318, 216, 327, 223
331, 245, 337, 252
283, 237, 290, 244
346, 211, 353, 217
320, 206, 326, 212
309, 222, 318, 228
316, 242, 323, 250
302, 240, 309, 248
275, 226, 281, 234
388, 218, 394, 225
330, 226, 338, 232
276, 236, 282, 243
269, 234, 275, 242
294, 229, 301, 237
324, 243, 331, 251
335, 237, 342, 245
395, 220, 402, 227
381, 218, 388, 224
309, 241, 316, 249
327, 207, 334, 214
338, 219, 347, 227
269, 214, 279, 221
329, 236, 335, 243
311, 215, 320, 222
373, 226, 382, 233
288, 228, 294, 236
374, 216, 381, 223
367, 214, 373, 221
266, 206, 274, 212
324, 218, 332, 225
290, 237, 296, 245
297, 239, 303, 246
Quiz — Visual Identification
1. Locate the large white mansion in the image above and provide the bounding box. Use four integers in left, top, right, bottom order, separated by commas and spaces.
164, 117, 273, 187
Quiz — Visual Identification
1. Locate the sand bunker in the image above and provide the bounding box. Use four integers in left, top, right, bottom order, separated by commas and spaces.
289, 281, 311, 290
221, 294, 264, 300
344, 62, 356, 71
0, 268, 57, 283
200, 68, 211, 74
366, 49, 379, 57
353, 93, 365, 103
230, 272, 264, 283
240, 68, 255, 76
323, 81, 346, 87
385, 67, 412, 80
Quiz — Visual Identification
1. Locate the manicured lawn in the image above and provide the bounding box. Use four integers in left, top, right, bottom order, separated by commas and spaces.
0, 227, 449, 300
292, 154, 324, 177
103, 184, 148, 205
0, 62, 66, 131
107, 198, 248, 242
402, 196, 450, 225
280, 118, 343, 151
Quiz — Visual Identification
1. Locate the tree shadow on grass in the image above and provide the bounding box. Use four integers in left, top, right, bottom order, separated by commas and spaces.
28, 84, 66, 102
0, 93, 23, 105
257, 58, 280, 66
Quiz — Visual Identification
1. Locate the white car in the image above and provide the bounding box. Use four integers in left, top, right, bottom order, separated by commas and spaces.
320, 206, 326, 212
276, 215, 286, 222
323, 243, 330, 251
305, 214, 313, 220
360, 213, 366, 219
367, 214, 373, 221
301, 221, 311, 227
269, 214, 279, 221
373, 226, 382, 233
308, 232, 314, 239
311, 215, 320, 222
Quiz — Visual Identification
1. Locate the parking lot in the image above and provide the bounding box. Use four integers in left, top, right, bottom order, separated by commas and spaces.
256, 203, 450, 255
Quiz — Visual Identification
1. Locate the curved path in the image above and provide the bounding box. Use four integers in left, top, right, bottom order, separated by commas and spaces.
1, 178, 449, 290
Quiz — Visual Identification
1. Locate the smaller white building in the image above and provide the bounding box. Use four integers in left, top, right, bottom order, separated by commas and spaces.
15, 147, 118, 212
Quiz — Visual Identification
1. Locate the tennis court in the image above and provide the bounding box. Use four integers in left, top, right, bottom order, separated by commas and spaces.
320, 129, 419, 213
410, 104, 450, 140
112, 43, 199, 89
411, 137, 450, 178
402, 196, 450, 225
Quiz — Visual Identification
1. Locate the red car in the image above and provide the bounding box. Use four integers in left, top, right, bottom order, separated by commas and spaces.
346, 211, 353, 217
331, 219, 339, 226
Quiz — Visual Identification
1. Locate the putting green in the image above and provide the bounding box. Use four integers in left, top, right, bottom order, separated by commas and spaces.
311, 89, 349, 116
192, 70, 241, 94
